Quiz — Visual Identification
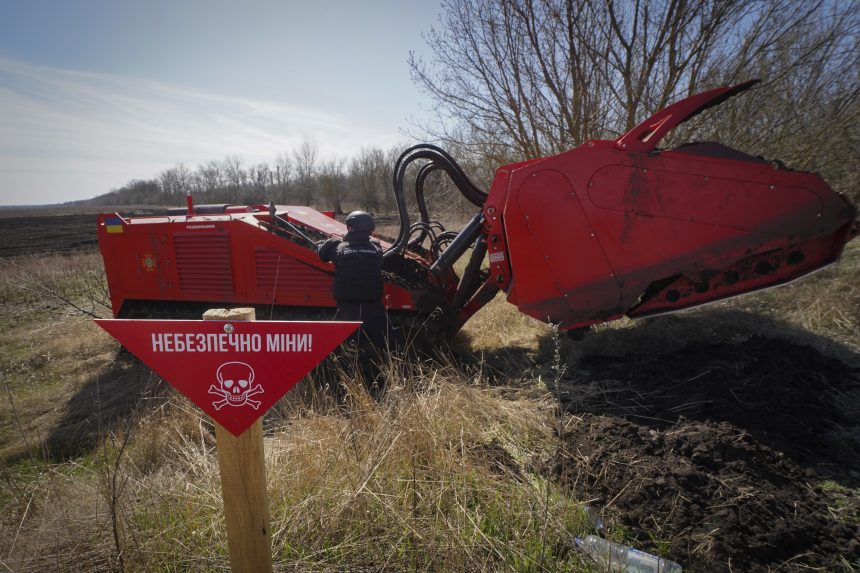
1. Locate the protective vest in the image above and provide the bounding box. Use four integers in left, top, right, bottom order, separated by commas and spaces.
331, 234, 383, 303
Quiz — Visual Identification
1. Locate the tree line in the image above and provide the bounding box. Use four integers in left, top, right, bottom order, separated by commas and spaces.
87, 140, 492, 217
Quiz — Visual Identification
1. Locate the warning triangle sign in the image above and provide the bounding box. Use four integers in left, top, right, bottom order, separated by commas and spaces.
95, 319, 359, 436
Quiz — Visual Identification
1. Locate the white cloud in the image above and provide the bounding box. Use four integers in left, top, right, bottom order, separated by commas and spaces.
0, 57, 405, 205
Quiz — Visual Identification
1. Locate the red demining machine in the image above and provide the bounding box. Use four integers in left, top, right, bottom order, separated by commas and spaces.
98, 81, 858, 338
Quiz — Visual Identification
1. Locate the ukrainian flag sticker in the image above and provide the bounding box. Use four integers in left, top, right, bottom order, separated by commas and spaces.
105, 217, 124, 234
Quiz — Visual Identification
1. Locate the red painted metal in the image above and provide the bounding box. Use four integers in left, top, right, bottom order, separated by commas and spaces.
482, 82, 856, 331
97, 205, 421, 317
615, 80, 759, 153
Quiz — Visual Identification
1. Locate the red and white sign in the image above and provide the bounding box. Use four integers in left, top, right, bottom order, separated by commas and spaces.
95, 319, 359, 436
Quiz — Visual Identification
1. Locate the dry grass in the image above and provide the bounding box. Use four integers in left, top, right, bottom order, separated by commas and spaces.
0, 318, 116, 459
263, 374, 570, 570
0, 251, 594, 572
0, 252, 111, 326
2, 366, 587, 571
752, 240, 860, 349
0, 462, 116, 572
1, 237, 858, 571
0, 252, 115, 461
463, 295, 551, 352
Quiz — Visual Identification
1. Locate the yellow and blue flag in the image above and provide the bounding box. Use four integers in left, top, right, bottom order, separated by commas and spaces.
105, 217, 124, 234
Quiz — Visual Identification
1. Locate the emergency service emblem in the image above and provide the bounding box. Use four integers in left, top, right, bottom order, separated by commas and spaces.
139, 253, 157, 271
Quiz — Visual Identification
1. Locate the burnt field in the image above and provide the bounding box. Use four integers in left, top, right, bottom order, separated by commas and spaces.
0, 205, 170, 258
0, 213, 100, 257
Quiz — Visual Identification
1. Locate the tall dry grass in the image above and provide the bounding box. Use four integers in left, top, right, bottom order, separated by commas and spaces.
0, 252, 597, 572
110, 348, 592, 571
2, 362, 590, 571
0, 252, 111, 326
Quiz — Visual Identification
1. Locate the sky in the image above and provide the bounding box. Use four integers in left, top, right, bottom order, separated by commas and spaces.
0, 0, 443, 205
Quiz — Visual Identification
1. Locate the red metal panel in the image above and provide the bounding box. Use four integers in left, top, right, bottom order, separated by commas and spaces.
505, 169, 620, 324
174, 232, 234, 295
587, 165, 821, 232
488, 119, 856, 329
100, 207, 420, 316
254, 247, 333, 306
615, 81, 758, 153
98, 213, 179, 315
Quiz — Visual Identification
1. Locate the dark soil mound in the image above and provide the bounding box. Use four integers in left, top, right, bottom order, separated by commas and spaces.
552, 336, 860, 572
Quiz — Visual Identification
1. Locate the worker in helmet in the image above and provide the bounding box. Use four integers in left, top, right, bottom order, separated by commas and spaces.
317, 211, 388, 348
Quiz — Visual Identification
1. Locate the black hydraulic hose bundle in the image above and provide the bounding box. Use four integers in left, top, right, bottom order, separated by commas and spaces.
385, 144, 488, 259
407, 162, 441, 249
406, 220, 452, 260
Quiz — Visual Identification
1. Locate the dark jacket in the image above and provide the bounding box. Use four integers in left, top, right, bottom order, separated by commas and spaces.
318, 231, 383, 303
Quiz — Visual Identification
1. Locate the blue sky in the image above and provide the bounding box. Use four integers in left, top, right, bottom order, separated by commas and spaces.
0, 1, 442, 205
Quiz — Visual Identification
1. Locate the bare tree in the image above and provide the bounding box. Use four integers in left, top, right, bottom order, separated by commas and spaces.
196, 160, 225, 196
222, 155, 246, 202
102, 179, 160, 205
411, 0, 859, 171
410, 0, 606, 158
380, 146, 401, 214
318, 159, 346, 213
249, 162, 272, 193
349, 147, 385, 211
158, 169, 175, 199
678, 0, 860, 198
293, 139, 319, 206
347, 146, 402, 213
273, 152, 292, 202
159, 163, 192, 199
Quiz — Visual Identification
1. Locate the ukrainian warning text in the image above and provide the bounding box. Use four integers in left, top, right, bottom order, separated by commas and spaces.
150, 332, 313, 353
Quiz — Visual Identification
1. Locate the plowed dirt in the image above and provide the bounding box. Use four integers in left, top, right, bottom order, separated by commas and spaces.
553, 334, 860, 572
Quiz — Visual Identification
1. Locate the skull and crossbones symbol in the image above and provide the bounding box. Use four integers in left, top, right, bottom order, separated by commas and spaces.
208, 361, 264, 410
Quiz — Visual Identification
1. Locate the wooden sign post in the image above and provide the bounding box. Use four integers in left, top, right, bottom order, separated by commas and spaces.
204, 308, 272, 573
95, 310, 360, 572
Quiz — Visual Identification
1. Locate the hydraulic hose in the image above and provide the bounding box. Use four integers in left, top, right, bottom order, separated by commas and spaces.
385, 144, 488, 259
408, 162, 441, 249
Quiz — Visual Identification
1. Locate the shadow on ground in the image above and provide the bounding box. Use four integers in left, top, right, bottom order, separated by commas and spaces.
44, 350, 165, 459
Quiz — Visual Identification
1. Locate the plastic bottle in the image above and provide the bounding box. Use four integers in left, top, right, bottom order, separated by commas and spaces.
575, 535, 683, 573
583, 505, 605, 532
